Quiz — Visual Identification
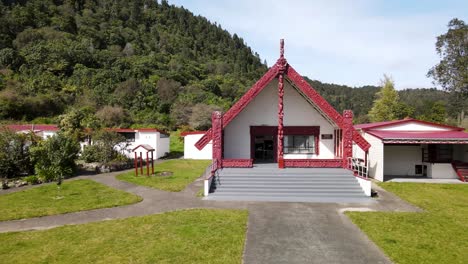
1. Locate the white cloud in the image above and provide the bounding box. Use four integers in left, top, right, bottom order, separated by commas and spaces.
171, 0, 467, 89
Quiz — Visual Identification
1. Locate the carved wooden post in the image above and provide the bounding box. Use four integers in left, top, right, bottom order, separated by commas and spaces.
212, 111, 223, 170
146, 152, 149, 176
277, 39, 286, 169
342, 110, 353, 168
134, 152, 138, 176
151, 151, 154, 175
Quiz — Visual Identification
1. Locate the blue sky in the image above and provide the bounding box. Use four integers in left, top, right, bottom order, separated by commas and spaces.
169, 0, 467, 89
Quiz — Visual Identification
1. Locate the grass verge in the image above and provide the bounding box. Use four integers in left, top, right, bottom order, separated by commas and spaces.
0, 179, 142, 221
346, 183, 468, 264
0, 209, 248, 264
117, 159, 211, 192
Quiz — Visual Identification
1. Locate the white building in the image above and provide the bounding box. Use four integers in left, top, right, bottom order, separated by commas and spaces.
354, 119, 468, 181
5, 124, 59, 139
181, 131, 212, 159
108, 128, 170, 159
4, 125, 170, 160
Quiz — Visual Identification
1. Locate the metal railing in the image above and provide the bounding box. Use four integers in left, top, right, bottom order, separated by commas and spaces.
347, 157, 368, 179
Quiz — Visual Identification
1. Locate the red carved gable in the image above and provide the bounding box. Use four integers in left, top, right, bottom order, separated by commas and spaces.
195, 41, 370, 152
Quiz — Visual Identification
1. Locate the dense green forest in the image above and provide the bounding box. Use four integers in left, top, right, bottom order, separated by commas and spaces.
0, 0, 465, 130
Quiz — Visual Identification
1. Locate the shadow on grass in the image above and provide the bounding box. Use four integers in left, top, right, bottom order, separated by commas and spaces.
162, 151, 184, 159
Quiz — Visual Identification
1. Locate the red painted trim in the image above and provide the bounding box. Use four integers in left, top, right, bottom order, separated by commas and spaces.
285, 66, 344, 126
451, 161, 468, 182
5, 124, 59, 132
212, 111, 223, 170
195, 66, 279, 150
342, 110, 354, 168
353, 132, 371, 151
180, 131, 207, 137
284, 159, 343, 168
131, 144, 155, 152
107, 128, 167, 134
194, 41, 371, 153
278, 71, 285, 168
222, 159, 253, 168
356, 118, 464, 131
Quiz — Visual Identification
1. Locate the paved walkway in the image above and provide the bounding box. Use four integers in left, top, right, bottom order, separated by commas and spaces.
0, 170, 422, 263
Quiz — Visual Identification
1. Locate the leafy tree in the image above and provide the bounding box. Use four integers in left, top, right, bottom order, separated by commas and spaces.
81, 130, 128, 163
58, 107, 100, 141
96, 105, 130, 127
30, 133, 80, 183
427, 18, 468, 94
189, 103, 222, 130
368, 75, 413, 122
0, 129, 36, 184
417, 101, 447, 124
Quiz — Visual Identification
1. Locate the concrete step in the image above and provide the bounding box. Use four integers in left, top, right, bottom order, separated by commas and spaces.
215, 183, 362, 189
204, 195, 374, 203
208, 192, 366, 198
217, 181, 359, 186
217, 174, 354, 178
214, 189, 364, 194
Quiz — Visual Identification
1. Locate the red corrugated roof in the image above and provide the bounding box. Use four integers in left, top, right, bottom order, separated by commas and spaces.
4, 124, 59, 132
105, 128, 168, 135
354, 118, 464, 131
367, 130, 468, 140
180, 131, 207, 137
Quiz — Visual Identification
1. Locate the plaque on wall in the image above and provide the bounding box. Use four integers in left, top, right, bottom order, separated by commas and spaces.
321, 134, 333, 140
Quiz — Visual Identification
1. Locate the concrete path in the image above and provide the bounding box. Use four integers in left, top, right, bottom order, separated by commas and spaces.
0, 170, 422, 263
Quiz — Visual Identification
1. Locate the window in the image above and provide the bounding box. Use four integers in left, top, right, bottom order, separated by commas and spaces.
284, 135, 316, 154
423, 144, 453, 163
121, 132, 136, 142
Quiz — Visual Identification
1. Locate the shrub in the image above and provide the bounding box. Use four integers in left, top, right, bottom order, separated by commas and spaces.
81, 130, 129, 164
81, 144, 101, 163
30, 133, 80, 183
24, 175, 40, 185
0, 129, 37, 180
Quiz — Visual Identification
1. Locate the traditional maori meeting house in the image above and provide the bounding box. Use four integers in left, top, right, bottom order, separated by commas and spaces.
194, 40, 371, 170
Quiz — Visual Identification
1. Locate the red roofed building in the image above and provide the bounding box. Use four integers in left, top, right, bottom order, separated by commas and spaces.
354, 118, 468, 182
4, 124, 58, 139
192, 40, 370, 170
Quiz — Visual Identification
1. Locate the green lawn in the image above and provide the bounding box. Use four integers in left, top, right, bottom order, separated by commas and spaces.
0, 179, 141, 221
0, 209, 248, 264
117, 159, 211, 192
346, 183, 468, 264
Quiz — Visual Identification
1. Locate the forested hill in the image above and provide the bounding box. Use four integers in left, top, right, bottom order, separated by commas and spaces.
306, 78, 454, 124
0, 0, 267, 129
0, 0, 457, 130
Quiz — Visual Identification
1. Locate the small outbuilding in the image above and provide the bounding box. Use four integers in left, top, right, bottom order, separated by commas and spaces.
354, 118, 468, 182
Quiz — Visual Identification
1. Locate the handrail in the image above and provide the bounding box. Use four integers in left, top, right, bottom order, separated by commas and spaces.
347, 157, 368, 179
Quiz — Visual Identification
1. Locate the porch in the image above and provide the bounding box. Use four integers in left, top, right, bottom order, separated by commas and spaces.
204, 164, 373, 203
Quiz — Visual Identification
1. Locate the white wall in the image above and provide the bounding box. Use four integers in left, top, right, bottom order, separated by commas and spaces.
156, 135, 170, 159
377, 122, 451, 131
119, 131, 169, 159
184, 134, 212, 159
363, 133, 384, 181
384, 145, 422, 176
223, 78, 336, 159
429, 163, 458, 179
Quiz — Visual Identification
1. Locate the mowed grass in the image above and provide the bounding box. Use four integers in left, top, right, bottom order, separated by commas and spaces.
117, 159, 211, 192
0, 209, 248, 264
0, 179, 141, 221
346, 183, 468, 264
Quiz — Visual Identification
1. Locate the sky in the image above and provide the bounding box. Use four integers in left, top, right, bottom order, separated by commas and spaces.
169, 0, 467, 89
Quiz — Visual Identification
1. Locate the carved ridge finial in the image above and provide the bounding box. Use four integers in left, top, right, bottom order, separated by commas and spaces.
280, 39, 284, 58
276, 39, 287, 72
